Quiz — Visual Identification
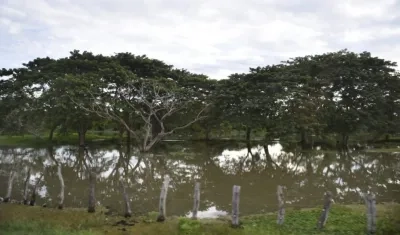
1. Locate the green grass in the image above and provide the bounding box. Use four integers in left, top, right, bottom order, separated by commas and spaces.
0, 203, 399, 235
365, 148, 400, 153
0, 132, 119, 147
0, 221, 96, 235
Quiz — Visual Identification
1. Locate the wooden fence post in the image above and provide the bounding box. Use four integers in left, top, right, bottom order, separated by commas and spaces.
4, 171, 16, 203
120, 180, 132, 217
57, 165, 65, 209
23, 168, 30, 205
277, 185, 285, 225
192, 182, 200, 220
157, 175, 170, 222
231, 185, 241, 227
88, 172, 96, 213
364, 193, 376, 234
317, 191, 333, 229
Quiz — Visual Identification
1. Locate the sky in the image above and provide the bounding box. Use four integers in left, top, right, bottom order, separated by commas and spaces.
1, 0, 400, 79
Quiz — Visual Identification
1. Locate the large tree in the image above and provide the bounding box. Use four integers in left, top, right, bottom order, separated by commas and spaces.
61, 62, 210, 152
280, 50, 399, 147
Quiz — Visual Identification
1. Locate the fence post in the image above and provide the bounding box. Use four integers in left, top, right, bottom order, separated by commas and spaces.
277, 185, 285, 225
4, 171, 16, 203
364, 193, 376, 234
157, 175, 170, 222
231, 185, 241, 227
57, 165, 65, 209
192, 182, 201, 220
317, 191, 333, 229
23, 169, 31, 205
88, 172, 96, 213
120, 180, 132, 217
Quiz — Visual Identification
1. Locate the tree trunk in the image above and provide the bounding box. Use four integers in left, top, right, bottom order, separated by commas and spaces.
126, 128, 131, 145
300, 129, 311, 150
246, 127, 252, 142
151, 114, 162, 139
205, 126, 211, 141
29, 191, 36, 206
123, 112, 132, 144
341, 133, 349, 149
246, 141, 253, 158
118, 125, 124, 144
263, 145, 273, 162
78, 129, 87, 147
126, 143, 131, 156
78, 146, 85, 159
48, 125, 57, 141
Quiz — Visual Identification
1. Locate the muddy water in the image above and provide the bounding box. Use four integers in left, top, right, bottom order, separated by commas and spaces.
0, 141, 399, 218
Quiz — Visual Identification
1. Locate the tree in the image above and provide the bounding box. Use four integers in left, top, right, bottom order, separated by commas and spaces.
321, 50, 397, 146
215, 66, 286, 144
2, 49, 399, 147
279, 55, 332, 148
280, 50, 399, 147
0, 52, 105, 144
66, 71, 209, 152
0, 63, 53, 137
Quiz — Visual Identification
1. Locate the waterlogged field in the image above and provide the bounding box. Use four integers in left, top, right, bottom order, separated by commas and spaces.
0, 141, 400, 234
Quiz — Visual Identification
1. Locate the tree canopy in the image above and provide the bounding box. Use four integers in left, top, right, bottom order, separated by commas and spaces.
1, 49, 399, 150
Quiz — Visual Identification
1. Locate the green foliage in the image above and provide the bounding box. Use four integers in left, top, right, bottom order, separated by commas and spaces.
1, 49, 400, 147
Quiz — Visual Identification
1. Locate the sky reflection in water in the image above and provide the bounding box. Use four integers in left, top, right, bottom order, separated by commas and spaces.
0, 142, 399, 218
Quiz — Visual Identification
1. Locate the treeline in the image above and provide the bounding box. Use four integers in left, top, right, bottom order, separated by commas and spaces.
0, 49, 399, 150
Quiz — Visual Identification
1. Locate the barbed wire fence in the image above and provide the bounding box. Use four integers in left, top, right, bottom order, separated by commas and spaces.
2, 174, 400, 234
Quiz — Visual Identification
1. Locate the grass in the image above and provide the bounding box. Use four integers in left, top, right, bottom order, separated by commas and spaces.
0, 132, 119, 147
0, 221, 95, 235
0, 203, 399, 235
365, 148, 400, 153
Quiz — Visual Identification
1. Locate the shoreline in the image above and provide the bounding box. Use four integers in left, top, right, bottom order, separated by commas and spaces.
1, 203, 399, 234
1, 134, 400, 152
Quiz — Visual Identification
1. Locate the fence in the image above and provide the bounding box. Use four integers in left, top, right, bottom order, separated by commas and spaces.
98, 175, 378, 233
0, 174, 384, 234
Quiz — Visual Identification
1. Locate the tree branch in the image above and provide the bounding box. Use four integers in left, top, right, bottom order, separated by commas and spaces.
67, 79, 209, 152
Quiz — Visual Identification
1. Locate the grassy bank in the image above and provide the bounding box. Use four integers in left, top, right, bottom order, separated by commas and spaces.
1, 132, 400, 154
0, 204, 399, 235
0, 132, 257, 147
0, 132, 119, 147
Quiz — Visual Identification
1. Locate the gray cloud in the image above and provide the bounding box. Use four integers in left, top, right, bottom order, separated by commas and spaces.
0, 0, 400, 79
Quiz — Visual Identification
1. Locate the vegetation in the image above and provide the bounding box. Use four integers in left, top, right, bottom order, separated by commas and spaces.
0, 131, 119, 147
1, 203, 399, 234
1, 49, 400, 234
1, 49, 400, 150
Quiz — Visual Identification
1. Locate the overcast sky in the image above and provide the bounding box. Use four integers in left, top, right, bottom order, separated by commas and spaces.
1, 0, 400, 79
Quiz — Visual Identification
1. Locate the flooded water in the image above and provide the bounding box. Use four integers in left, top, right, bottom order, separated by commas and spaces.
1, 141, 399, 218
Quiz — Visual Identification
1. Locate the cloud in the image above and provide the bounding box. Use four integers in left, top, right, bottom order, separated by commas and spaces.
0, 0, 399, 79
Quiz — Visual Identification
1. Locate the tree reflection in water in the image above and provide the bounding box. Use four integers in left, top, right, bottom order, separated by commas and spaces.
0, 142, 399, 217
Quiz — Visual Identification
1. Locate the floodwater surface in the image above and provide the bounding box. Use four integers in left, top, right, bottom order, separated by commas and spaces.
0, 141, 399, 218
